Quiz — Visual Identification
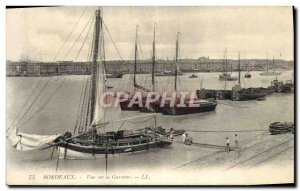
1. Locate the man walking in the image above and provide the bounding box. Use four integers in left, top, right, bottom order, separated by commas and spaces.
226, 137, 230, 153
234, 134, 239, 148
182, 133, 186, 143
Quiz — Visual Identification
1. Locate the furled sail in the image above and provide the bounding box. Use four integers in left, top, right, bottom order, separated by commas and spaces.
91, 62, 106, 126
90, 9, 107, 127
7, 126, 61, 151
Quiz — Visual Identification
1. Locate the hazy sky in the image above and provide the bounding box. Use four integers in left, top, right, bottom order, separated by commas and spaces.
6, 6, 294, 61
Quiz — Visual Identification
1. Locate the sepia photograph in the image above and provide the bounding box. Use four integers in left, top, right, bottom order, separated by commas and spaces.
5, 6, 294, 185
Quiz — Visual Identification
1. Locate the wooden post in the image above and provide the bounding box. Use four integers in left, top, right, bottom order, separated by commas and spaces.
50, 146, 55, 159
105, 152, 108, 175
64, 144, 68, 159
56, 147, 60, 172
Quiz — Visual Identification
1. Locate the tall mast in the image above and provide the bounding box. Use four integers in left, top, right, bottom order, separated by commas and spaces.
266, 52, 269, 73
225, 48, 228, 73
223, 49, 226, 72
238, 52, 241, 85
175, 32, 179, 91
133, 25, 138, 91
273, 56, 275, 72
89, 9, 102, 125
223, 48, 228, 73
207, 56, 209, 71
152, 23, 156, 92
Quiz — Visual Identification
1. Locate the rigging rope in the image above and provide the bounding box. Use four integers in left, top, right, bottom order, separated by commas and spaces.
102, 20, 124, 61
19, 77, 67, 127
137, 38, 144, 59
15, 78, 53, 130
126, 116, 155, 124
79, 77, 90, 133
7, 9, 90, 131
63, 15, 94, 61
52, 8, 88, 62
186, 129, 268, 133
7, 77, 43, 131
116, 120, 126, 132
75, 17, 95, 61
74, 76, 87, 134
87, 21, 96, 61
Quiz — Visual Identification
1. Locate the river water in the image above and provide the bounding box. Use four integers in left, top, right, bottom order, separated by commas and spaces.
6, 70, 294, 184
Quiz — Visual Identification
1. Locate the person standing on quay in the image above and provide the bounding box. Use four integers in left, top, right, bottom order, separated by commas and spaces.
234, 134, 239, 148
226, 137, 230, 153
182, 133, 186, 143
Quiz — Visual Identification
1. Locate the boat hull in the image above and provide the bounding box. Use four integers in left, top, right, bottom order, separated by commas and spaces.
231, 93, 267, 101
259, 72, 282, 76
57, 140, 172, 158
155, 73, 183, 77
269, 122, 294, 135
196, 89, 231, 100
244, 73, 251, 78
278, 82, 294, 93
162, 102, 217, 115
106, 73, 124, 78
119, 100, 142, 111
219, 74, 237, 81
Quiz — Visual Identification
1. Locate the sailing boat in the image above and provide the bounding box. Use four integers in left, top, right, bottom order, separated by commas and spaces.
7, 9, 172, 157
260, 54, 282, 76
231, 53, 267, 101
277, 68, 294, 93
106, 72, 124, 78
206, 56, 210, 72
219, 48, 237, 81
244, 60, 251, 78
105, 61, 124, 78
119, 25, 153, 111
189, 74, 198, 78
161, 33, 217, 115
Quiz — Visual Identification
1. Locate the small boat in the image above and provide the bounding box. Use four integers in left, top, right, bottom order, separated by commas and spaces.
268, 78, 293, 93
219, 72, 237, 81
219, 48, 237, 81
277, 80, 294, 93
231, 53, 267, 101
260, 71, 282, 76
162, 98, 217, 115
244, 73, 251, 78
189, 74, 198, 78
155, 70, 183, 76
269, 122, 294, 135
231, 86, 267, 101
106, 72, 123, 78
256, 97, 266, 101
244, 60, 252, 78
57, 131, 171, 156
260, 55, 282, 76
